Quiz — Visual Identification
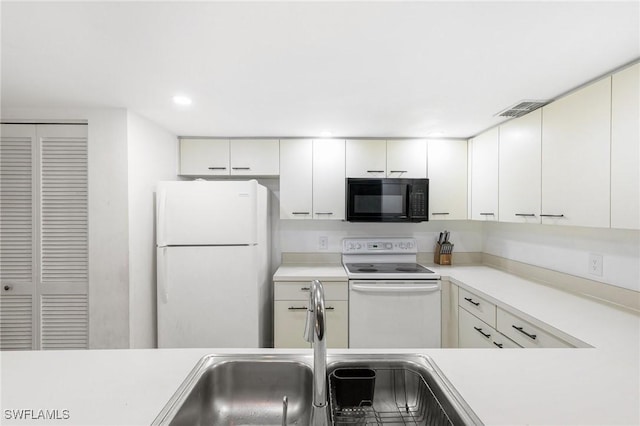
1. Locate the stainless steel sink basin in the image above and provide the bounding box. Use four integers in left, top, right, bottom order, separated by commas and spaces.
155, 355, 313, 426
153, 354, 482, 426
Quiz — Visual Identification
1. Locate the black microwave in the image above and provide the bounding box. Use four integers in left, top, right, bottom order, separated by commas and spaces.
346, 178, 429, 222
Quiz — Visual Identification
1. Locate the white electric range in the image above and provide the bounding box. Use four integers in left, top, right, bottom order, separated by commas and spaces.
343, 237, 441, 348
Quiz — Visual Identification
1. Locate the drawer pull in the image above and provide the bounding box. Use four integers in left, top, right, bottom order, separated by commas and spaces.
300, 287, 310, 291
288, 306, 308, 310
3, 285, 12, 291
479, 212, 495, 216
512, 325, 537, 340
515, 213, 536, 217
464, 297, 480, 306
208, 167, 227, 170
540, 214, 564, 218
366, 170, 385, 173
493, 342, 504, 348
232, 167, 251, 170
431, 212, 450, 215
325, 306, 335, 311
292, 212, 310, 215
389, 170, 407, 173
315, 212, 334, 215
473, 326, 491, 338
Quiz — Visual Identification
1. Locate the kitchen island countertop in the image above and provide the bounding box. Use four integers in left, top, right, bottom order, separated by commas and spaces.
1, 264, 638, 425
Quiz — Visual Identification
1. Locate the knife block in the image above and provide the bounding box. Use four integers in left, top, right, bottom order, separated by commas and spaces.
434, 243, 452, 265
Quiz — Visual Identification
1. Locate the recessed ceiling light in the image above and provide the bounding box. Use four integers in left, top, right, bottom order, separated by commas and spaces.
320, 131, 333, 137
172, 95, 192, 106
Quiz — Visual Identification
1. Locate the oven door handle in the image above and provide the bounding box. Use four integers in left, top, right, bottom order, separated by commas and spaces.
350, 282, 440, 293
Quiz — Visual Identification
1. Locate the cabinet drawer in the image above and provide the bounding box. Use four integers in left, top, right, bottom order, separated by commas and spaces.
497, 308, 573, 348
459, 308, 521, 349
458, 288, 496, 327
274, 281, 348, 301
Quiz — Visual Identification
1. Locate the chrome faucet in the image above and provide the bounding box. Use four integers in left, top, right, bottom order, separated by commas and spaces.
304, 279, 330, 426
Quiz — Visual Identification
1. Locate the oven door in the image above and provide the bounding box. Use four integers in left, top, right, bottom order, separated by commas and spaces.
348, 280, 441, 348
347, 178, 410, 222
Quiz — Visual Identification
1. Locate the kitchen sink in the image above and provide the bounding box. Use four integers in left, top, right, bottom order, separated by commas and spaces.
156, 356, 313, 425
153, 354, 482, 426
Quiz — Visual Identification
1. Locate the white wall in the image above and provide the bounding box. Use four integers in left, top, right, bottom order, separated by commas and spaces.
2, 107, 131, 348
280, 219, 484, 255
483, 222, 640, 292
126, 111, 178, 349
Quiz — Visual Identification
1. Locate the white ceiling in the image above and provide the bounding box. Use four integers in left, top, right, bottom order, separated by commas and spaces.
1, 1, 638, 138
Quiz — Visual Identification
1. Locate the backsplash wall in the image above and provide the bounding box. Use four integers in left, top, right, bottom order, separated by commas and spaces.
483, 222, 640, 292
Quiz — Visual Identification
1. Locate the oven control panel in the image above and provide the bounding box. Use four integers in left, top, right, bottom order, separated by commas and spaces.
342, 238, 417, 254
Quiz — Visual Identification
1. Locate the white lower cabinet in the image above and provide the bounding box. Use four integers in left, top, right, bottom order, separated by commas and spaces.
273, 281, 348, 348
458, 308, 521, 349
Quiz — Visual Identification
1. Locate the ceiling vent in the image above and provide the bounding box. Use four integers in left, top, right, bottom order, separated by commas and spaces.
496, 100, 549, 118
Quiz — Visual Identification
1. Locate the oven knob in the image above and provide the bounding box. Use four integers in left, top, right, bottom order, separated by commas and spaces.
356, 243, 362, 250
399, 242, 405, 249
407, 242, 414, 249
385, 243, 392, 250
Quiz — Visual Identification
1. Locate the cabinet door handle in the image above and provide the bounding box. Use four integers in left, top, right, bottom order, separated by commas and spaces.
431, 212, 450, 216
540, 214, 564, 218
515, 213, 536, 217
232, 167, 251, 170
474, 326, 491, 338
315, 212, 334, 215
479, 212, 495, 216
493, 342, 504, 348
292, 212, 310, 215
366, 170, 385, 173
512, 325, 537, 340
325, 306, 335, 310
464, 297, 480, 306
207, 167, 227, 170
300, 287, 310, 291
389, 170, 407, 173
288, 306, 308, 310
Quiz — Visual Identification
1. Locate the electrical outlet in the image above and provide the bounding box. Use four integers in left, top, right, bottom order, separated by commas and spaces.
588, 253, 603, 276
318, 236, 328, 250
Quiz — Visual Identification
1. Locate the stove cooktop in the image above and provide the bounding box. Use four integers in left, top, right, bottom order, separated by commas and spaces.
344, 262, 436, 275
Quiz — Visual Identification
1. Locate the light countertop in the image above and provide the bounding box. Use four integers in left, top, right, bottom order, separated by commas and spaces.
1, 265, 638, 425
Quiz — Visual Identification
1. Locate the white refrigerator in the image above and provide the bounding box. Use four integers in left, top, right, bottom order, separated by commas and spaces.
156, 180, 270, 348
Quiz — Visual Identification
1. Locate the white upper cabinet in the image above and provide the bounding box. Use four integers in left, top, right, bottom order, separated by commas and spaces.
346, 139, 386, 178
313, 139, 346, 220
611, 63, 639, 230
386, 139, 427, 178
279, 139, 345, 220
180, 138, 230, 176
179, 138, 279, 176
541, 77, 611, 228
427, 139, 468, 220
346, 139, 427, 178
470, 127, 499, 221
279, 139, 313, 220
230, 139, 279, 176
498, 109, 542, 224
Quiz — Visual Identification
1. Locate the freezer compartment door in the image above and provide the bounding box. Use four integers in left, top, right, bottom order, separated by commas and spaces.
157, 180, 258, 246
157, 246, 260, 348
348, 280, 441, 348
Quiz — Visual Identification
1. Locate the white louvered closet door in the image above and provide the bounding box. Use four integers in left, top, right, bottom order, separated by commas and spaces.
38, 125, 88, 349
0, 125, 37, 350
0, 124, 88, 350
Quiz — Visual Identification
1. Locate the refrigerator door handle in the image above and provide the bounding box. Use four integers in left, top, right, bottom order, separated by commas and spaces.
158, 247, 169, 303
